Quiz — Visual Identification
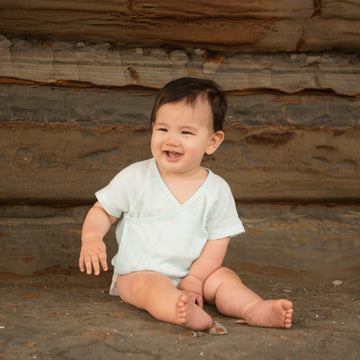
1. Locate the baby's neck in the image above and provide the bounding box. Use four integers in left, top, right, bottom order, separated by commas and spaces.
159, 167, 208, 204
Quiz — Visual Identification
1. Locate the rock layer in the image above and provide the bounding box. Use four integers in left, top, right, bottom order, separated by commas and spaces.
0, 36, 359, 95
1, 1, 360, 51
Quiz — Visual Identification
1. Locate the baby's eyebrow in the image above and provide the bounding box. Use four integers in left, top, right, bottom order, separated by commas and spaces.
153, 122, 168, 127
154, 122, 198, 132
181, 126, 198, 133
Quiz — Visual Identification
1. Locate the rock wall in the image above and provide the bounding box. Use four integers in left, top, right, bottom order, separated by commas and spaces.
0, 35, 359, 204
0, 0, 359, 275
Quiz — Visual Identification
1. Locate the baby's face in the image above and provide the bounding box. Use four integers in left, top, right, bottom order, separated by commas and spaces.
151, 98, 222, 177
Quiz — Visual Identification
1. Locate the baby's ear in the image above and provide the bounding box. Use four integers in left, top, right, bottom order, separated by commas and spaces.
206, 131, 225, 155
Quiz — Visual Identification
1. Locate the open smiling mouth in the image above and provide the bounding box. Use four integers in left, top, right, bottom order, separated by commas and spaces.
165, 151, 182, 159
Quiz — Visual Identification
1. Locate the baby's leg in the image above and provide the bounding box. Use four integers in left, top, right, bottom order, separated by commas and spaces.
116, 271, 212, 330
203, 267, 293, 328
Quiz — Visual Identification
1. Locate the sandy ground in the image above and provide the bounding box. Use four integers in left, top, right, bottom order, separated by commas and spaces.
0, 268, 359, 360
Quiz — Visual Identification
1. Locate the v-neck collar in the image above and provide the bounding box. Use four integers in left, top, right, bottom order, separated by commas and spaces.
151, 158, 211, 208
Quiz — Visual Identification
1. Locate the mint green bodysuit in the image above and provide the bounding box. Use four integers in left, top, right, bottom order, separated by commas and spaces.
95, 158, 245, 295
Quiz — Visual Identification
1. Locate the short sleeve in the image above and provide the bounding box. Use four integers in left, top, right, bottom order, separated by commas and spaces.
95, 167, 132, 218
206, 176, 245, 240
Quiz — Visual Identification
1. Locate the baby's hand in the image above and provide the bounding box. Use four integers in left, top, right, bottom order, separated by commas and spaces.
79, 237, 108, 275
178, 275, 203, 308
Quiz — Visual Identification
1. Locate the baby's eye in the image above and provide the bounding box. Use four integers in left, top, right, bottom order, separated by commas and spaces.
182, 131, 193, 135
158, 128, 167, 132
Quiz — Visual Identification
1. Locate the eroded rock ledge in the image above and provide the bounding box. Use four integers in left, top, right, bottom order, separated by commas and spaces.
0, 35, 359, 96
1, 0, 360, 51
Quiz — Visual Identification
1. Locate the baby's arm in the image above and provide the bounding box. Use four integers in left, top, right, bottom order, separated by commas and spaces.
79, 201, 118, 275
178, 236, 230, 307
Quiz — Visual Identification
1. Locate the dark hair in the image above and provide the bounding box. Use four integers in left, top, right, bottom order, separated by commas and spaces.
150, 77, 227, 132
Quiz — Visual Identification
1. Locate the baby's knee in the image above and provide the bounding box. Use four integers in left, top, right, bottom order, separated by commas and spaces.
116, 272, 149, 305
214, 267, 242, 282
203, 267, 242, 303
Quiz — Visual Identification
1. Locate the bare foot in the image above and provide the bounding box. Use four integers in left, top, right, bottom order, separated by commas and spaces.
244, 299, 293, 328
176, 294, 212, 330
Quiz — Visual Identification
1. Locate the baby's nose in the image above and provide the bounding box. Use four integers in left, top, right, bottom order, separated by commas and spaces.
166, 133, 180, 145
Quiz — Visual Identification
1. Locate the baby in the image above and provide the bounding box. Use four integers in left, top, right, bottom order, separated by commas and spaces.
79, 77, 293, 331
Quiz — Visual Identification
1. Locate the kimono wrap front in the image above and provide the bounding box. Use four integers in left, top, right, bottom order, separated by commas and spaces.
95, 158, 245, 295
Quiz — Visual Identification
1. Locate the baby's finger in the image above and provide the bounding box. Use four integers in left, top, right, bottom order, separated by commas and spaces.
187, 292, 197, 303
84, 256, 94, 275
91, 256, 101, 275
79, 255, 85, 272
197, 295, 203, 309
99, 253, 108, 272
